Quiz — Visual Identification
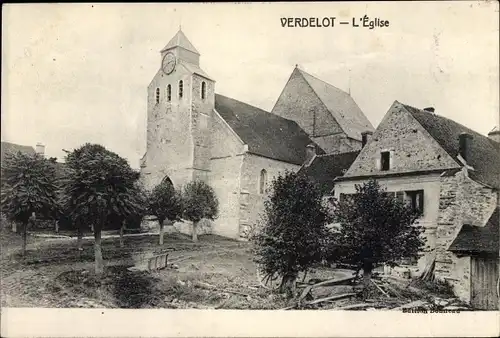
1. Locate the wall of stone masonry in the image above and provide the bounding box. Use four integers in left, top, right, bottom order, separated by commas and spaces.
238, 153, 300, 239
435, 168, 497, 302
345, 102, 460, 178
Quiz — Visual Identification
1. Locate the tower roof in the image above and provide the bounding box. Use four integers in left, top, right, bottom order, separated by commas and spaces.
161, 29, 200, 55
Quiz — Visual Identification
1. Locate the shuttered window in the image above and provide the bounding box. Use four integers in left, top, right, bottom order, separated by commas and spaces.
405, 190, 424, 215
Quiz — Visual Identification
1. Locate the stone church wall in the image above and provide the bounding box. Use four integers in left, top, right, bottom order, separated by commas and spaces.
272, 69, 344, 154
239, 153, 300, 239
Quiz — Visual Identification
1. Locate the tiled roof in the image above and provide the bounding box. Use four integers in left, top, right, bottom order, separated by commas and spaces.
449, 207, 499, 254
298, 151, 360, 193
161, 30, 200, 54
1, 141, 36, 161
215, 94, 324, 165
298, 69, 374, 141
402, 103, 500, 189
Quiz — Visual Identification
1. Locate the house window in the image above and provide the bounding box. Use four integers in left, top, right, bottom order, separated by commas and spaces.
405, 190, 424, 215
167, 85, 172, 102
179, 80, 183, 99
380, 151, 391, 171
155, 88, 160, 104
201, 81, 206, 100
259, 169, 267, 194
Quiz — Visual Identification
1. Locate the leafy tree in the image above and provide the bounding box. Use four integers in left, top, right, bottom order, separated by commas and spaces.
61, 143, 144, 275
333, 179, 425, 298
181, 180, 218, 242
1, 151, 60, 255
253, 171, 333, 296
148, 181, 183, 245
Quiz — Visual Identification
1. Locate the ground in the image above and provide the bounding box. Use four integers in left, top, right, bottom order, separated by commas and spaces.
1, 226, 349, 309
1, 226, 469, 310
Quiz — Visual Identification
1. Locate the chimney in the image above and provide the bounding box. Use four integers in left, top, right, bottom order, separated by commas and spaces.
424, 107, 435, 113
458, 133, 473, 164
305, 143, 316, 163
35, 143, 45, 156
487, 129, 500, 143
361, 131, 373, 148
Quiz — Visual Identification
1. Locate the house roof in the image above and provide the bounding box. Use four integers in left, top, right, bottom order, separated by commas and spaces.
297, 68, 374, 141
215, 94, 324, 165
1, 141, 36, 161
401, 103, 500, 189
298, 151, 360, 193
449, 207, 499, 254
161, 30, 200, 54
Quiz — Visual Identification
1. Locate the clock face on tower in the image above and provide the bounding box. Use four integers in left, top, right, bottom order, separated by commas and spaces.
162, 52, 176, 74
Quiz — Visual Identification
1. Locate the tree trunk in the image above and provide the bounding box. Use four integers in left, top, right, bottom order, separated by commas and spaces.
192, 221, 198, 242
362, 260, 373, 300
21, 222, 27, 256
94, 228, 104, 276
77, 227, 83, 251
120, 221, 125, 248
159, 220, 165, 245
279, 273, 297, 297
55, 220, 59, 233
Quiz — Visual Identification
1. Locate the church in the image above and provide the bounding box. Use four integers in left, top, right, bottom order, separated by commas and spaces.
139, 29, 374, 240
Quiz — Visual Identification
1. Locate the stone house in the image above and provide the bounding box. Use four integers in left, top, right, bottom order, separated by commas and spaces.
139, 29, 374, 240
1, 141, 37, 162
333, 100, 500, 308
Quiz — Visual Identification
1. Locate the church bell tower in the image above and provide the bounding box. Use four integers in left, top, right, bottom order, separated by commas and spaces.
141, 29, 215, 191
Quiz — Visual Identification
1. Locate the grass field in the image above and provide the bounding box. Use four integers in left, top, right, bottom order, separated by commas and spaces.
2, 227, 351, 309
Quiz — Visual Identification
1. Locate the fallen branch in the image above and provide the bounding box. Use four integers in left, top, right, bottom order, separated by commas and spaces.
298, 275, 356, 302
391, 300, 427, 311
338, 303, 374, 310
371, 279, 390, 298
306, 293, 356, 305
194, 281, 216, 290
382, 283, 407, 300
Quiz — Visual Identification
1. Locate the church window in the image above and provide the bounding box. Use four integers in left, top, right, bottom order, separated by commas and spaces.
155, 88, 160, 104
201, 81, 206, 100
167, 84, 172, 102
179, 80, 183, 99
259, 169, 267, 195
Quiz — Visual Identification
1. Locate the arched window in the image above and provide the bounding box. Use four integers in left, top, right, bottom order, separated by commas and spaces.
179, 80, 183, 99
155, 88, 160, 104
167, 84, 172, 102
201, 81, 206, 100
259, 169, 267, 195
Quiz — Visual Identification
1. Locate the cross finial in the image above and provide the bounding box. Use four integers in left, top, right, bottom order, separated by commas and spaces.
295, 63, 298, 68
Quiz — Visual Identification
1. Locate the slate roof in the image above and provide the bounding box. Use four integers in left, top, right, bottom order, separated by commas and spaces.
180, 61, 213, 81
298, 151, 360, 193
401, 103, 500, 189
161, 30, 200, 54
215, 94, 324, 165
298, 69, 374, 141
1, 141, 36, 161
449, 207, 499, 254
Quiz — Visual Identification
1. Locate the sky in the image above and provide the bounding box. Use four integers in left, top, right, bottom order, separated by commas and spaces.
2, 2, 499, 169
